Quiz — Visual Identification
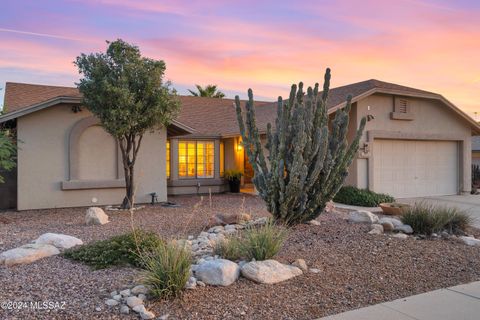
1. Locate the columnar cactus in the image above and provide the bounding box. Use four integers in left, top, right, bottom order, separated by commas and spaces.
235, 68, 367, 225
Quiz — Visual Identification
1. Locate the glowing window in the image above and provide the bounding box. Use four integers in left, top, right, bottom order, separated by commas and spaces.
166, 140, 170, 179
178, 140, 215, 178
220, 141, 225, 177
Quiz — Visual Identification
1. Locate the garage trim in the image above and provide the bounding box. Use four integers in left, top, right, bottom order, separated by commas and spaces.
365, 130, 466, 195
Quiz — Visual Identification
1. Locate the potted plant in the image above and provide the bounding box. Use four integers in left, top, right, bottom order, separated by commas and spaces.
379, 202, 411, 216
224, 169, 243, 193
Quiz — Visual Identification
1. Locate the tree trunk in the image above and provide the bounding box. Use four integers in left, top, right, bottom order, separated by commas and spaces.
118, 134, 143, 209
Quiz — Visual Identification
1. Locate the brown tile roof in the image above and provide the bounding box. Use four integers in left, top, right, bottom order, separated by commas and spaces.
2, 79, 443, 136
4, 82, 81, 113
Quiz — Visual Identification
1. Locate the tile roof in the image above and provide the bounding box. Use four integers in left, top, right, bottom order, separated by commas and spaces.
2, 79, 444, 136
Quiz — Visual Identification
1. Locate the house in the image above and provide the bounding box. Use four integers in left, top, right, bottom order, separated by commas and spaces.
1, 80, 479, 210
473, 136, 480, 166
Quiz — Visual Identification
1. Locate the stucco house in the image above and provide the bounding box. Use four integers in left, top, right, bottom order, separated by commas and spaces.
1, 80, 479, 210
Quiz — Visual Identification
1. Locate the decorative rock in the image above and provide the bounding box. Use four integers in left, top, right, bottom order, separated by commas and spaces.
35, 233, 83, 249
459, 236, 480, 247
324, 200, 335, 213
131, 285, 148, 295
195, 259, 240, 286
348, 210, 379, 224
112, 294, 122, 301
224, 224, 237, 232
308, 220, 321, 226
197, 281, 206, 287
140, 310, 156, 320
138, 294, 146, 301
241, 259, 303, 284
110, 291, 118, 297
185, 276, 197, 289
208, 213, 251, 227
120, 305, 130, 314
392, 233, 408, 239
368, 224, 384, 235
309, 268, 320, 274
133, 305, 146, 313
0, 243, 60, 266
105, 299, 119, 306
85, 207, 109, 225
292, 259, 308, 273
208, 226, 224, 233
378, 217, 403, 228
378, 219, 395, 231
126, 296, 143, 308
395, 224, 413, 234
119, 289, 131, 297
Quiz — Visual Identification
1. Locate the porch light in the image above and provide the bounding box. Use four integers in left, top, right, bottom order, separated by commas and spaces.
236, 141, 243, 152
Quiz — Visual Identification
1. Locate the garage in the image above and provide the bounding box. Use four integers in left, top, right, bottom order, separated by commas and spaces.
373, 139, 459, 198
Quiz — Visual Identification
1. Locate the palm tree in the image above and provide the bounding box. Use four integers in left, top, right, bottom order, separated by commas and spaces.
188, 84, 225, 98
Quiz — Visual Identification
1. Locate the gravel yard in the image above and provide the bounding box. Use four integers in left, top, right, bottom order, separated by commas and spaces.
1, 193, 480, 320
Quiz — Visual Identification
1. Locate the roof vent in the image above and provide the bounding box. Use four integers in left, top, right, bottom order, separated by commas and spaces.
391, 96, 414, 120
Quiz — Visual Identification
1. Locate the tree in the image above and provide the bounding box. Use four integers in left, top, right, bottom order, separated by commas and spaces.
188, 84, 225, 98
75, 39, 180, 209
235, 68, 368, 225
0, 130, 16, 183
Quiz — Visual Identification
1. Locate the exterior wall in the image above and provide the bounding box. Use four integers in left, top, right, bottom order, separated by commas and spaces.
353, 94, 472, 194
17, 104, 167, 210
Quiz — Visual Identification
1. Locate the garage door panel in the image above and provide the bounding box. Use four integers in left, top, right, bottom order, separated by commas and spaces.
373, 140, 458, 198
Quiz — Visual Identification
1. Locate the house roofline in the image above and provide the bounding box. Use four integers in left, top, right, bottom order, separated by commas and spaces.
0, 96, 196, 135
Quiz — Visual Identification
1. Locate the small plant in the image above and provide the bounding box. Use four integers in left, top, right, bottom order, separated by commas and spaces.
215, 221, 287, 261
401, 203, 472, 235
473, 164, 480, 186
63, 229, 163, 269
140, 241, 191, 300
333, 186, 395, 207
241, 221, 287, 260
214, 236, 244, 261
224, 169, 243, 181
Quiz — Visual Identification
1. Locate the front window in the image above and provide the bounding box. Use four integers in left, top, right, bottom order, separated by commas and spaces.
178, 140, 215, 178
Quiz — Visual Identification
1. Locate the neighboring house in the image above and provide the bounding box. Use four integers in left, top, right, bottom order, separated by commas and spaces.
473, 136, 480, 166
1, 80, 479, 210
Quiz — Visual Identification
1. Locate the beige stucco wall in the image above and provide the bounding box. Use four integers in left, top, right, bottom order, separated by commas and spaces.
17, 104, 167, 210
352, 93, 472, 194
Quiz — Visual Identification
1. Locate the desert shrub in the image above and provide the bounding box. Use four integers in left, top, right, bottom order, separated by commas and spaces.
401, 203, 472, 235
215, 222, 287, 261
333, 186, 395, 207
214, 236, 244, 261
140, 241, 191, 299
63, 229, 163, 269
241, 222, 287, 260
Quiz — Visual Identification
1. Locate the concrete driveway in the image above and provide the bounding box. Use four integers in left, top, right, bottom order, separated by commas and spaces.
399, 195, 480, 228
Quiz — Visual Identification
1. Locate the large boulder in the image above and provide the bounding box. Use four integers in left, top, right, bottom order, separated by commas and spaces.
348, 210, 379, 224
85, 207, 109, 225
0, 243, 60, 266
395, 224, 413, 234
195, 259, 240, 286
241, 260, 303, 284
35, 233, 83, 249
379, 217, 403, 228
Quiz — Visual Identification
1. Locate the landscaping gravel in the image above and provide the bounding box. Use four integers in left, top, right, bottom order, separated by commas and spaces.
1, 194, 480, 319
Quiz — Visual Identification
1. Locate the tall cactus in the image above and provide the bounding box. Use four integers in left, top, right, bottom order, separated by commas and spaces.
235, 68, 367, 225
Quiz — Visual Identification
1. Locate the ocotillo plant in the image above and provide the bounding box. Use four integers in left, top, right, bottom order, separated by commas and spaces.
235, 68, 367, 225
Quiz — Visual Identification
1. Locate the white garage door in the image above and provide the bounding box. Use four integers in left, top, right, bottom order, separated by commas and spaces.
373, 140, 458, 198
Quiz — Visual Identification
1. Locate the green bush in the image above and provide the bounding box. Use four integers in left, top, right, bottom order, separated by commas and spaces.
216, 221, 287, 261
401, 203, 472, 235
333, 186, 395, 207
242, 222, 287, 260
214, 236, 244, 261
63, 229, 163, 269
140, 241, 191, 299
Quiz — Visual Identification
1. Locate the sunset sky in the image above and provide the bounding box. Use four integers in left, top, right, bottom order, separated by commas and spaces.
1, 0, 479, 119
